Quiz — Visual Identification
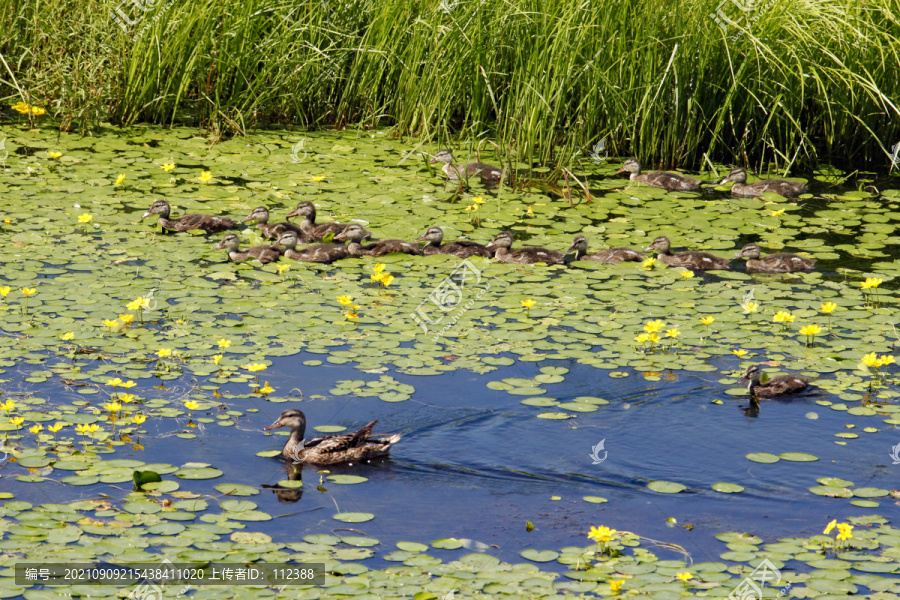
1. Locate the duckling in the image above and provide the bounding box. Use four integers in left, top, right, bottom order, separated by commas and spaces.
142, 199, 235, 233
486, 231, 565, 265
430, 149, 505, 184
285, 201, 371, 241
215, 232, 282, 264
734, 243, 815, 273
415, 227, 493, 258
275, 230, 349, 264
241, 206, 310, 242
334, 224, 422, 257
645, 236, 731, 271
616, 159, 702, 191
566, 235, 645, 263
740, 364, 809, 397
720, 167, 807, 197
264, 408, 401, 465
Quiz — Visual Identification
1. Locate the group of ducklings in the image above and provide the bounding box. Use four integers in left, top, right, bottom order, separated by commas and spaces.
142, 199, 814, 273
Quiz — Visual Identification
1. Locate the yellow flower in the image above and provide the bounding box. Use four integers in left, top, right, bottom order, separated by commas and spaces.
773, 311, 795, 324
103, 319, 120, 329
12, 102, 30, 113
381, 274, 395, 287
30, 106, 46, 116
521, 299, 536, 310
464, 204, 479, 212
61, 332, 75, 341
644, 320, 665, 333
700, 316, 715, 326
199, 171, 212, 183
20, 287, 36, 297
29, 423, 43, 434
836, 523, 853, 541
666, 328, 681, 338
732, 349, 747, 358
135, 297, 151, 310
119, 313, 135, 325
10, 416, 25, 427
312, 175, 326, 182
675, 572, 693, 582
861, 277, 882, 290
106, 378, 123, 387
634, 333, 650, 344
157, 348, 173, 358
0, 286, 10, 298
346, 310, 359, 320
820, 302, 838, 314
184, 401, 200, 411
880, 355, 895, 366
118, 393, 135, 404
48, 151, 63, 159
799, 324, 822, 336
372, 264, 386, 274
609, 580, 625, 594
132, 414, 147, 425
680, 269, 694, 278
642, 257, 656, 270
242, 363, 267, 372
277, 263, 291, 275
768, 208, 785, 217
861, 352, 880, 368
526, 206, 535, 217
115, 174, 125, 186
103, 402, 122, 413
257, 381, 275, 394
647, 333, 660, 343
587, 525, 618, 543
161, 162, 176, 172
741, 300, 759, 313
75, 213, 93, 225
75, 423, 99, 435
337, 295, 353, 306
1, 399, 15, 411
370, 272, 385, 283
217, 338, 232, 349
121, 381, 136, 389
48, 422, 65, 433
472, 196, 485, 205
212, 355, 223, 365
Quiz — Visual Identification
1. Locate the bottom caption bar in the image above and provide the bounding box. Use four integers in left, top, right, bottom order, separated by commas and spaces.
15, 563, 326, 585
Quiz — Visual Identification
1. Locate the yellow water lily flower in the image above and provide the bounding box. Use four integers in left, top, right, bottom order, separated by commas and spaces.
381, 274, 395, 287
634, 333, 651, 344
588, 525, 618, 542
372, 264, 386, 274
370, 272, 385, 283
77, 213, 92, 223
30, 106, 46, 116
212, 355, 223, 365
121, 381, 136, 389
880, 355, 895, 366
836, 523, 853, 541
29, 423, 43, 434
157, 348, 173, 358
106, 378, 123, 387
119, 313, 135, 325
642, 257, 655, 270
680, 269, 694, 278
521, 299, 536, 310
861, 352, 880, 368
103, 402, 122, 413
161, 162, 176, 172
48, 422, 65, 433
609, 580, 625, 594
199, 171, 212, 183
118, 393, 135, 404
12, 102, 30, 113
472, 196, 485, 205
346, 310, 359, 320
1, 399, 15, 411
132, 414, 147, 425
61, 332, 75, 341
0, 286, 10, 298
861, 277, 882, 290
773, 311, 795, 323
525, 206, 535, 217
217, 338, 232, 349
665, 328, 681, 338
277, 263, 291, 275
732, 349, 748, 358
20, 287, 36, 297
675, 572, 693, 582
10, 416, 25, 427
700, 316, 715, 326
799, 324, 822, 336
115, 174, 125, 186
48, 151, 63, 159
102, 319, 120, 329
337, 295, 353, 306
644, 320, 665, 333
820, 302, 838, 313
257, 381, 275, 394
184, 401, 200, 411
311, 175, 326, 182
741, 300, 759, 314
242, 363, 267, 372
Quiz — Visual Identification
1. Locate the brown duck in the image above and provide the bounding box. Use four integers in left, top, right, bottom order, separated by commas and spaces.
566, 235, 645, 263
215, 232, 282, 264
734, 243, 815, 273
740, 364, 809, 397
142, 199, 235, 233
616, 159, 702, 191
415, 226, 493, 258
486, 231, 565, 265
720, 167, 808, 197
276, 230, 349, 264
646, 236, 731, 271
241, 206, 310, 241
430, 149, 505, 184
264, 408, 401, 465
334, 223, 422, 257
285, 201, 371, 241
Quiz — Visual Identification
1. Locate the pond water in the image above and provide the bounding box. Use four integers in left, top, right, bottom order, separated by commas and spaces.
0, 125, 899, 598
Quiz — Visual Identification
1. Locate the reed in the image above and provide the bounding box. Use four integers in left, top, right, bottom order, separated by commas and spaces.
1, 0, 898, 171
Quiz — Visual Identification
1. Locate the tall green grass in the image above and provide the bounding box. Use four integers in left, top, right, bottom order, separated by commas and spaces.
1, 0, 898, 171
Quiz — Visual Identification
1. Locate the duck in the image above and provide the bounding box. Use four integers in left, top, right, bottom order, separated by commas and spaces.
645, 236, 731, 271
334, 223, 422, 257
720, 167, 807, 197
142, 199, 235, 233
565, 235, 645, 264
415, 227, 493, 258
486, 231, 565, 265
734, 243, 815, 273
285, 201, 371, 241
215, 232, 282, 264
275, 230, 349, 263
615, 159, 702, 191
739, 364, 809, 397
264, 408, 401, 465
241, 207, 310, 242
430, 149, 505, 184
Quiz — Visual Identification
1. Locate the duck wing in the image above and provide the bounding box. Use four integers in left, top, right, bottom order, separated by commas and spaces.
176, 213, 236, 232
304, 421, 378, 455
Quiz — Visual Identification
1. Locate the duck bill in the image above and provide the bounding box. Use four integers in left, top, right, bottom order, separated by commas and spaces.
644, 245, 654, 251
263, 420, 284, 431
241, 215, 255, 223
428, 157, 438, 164
565, 243, 577, 255
214, 241, 226, 250
739, 375, 750, 384
719, 176, 733, 185
415, 234, 428, 242
285, 210, 299, 219
485, 241, 496, 248
732, 252, 744, 259
141, 210, 152, 218
333, 233, 347, 242
615, 167, 627, 175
